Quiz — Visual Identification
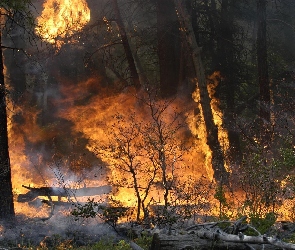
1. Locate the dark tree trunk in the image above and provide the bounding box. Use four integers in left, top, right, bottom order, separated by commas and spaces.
0, 28, 15, 220
174, 0, 228, 183
215, 0, 242, 166
157, 0, 180, 97
112, 0, 140, 89
257, 0, 271, 146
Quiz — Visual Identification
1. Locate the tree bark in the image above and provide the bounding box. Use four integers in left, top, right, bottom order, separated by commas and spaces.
157, 0, 181, 97
151, 229, 295, 250
112, 0, 140, 89
174, 0, 228, 182
151, 232, 281, 250
216, 0, 242, 166
0, 25, 15, 220
257, 0, 271, 146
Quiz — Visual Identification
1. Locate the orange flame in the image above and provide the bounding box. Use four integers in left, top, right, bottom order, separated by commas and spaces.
189, 72, 231, 182
207, 72, 230, 172
35, 0, 90, 46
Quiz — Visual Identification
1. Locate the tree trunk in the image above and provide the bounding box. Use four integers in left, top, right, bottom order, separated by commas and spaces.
112, 0, 140, 89
0, 27, 15, 220
174, 0, 228, 183
216, 0, 242, 166
157, 0, 180, 97
257, 0, 271, 146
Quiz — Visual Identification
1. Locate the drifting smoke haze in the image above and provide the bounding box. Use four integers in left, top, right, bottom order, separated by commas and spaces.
5, 0, 216, 212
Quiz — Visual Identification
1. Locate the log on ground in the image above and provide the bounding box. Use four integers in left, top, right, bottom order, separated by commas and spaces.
150, 232, 290, 250
17, 185, 112, 202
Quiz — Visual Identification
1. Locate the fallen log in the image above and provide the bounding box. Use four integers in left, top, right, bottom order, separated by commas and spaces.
29, 198, 102, 207
195, 228, 295, 249
151, 217, 295, 250
17, 185, 112, 202
151, 233, 266, 250
151, 232, 295, 250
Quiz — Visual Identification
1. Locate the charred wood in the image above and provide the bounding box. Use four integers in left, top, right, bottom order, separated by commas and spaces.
17, 185, 112, 202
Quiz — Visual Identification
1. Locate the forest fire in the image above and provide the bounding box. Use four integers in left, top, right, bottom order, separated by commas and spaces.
2, 1, 295, 249
28, 0, 227, 220
35, 0, 90, 46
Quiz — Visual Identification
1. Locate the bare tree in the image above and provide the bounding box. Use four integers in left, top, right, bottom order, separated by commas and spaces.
139, 91, 184, 208
95, 90, 186, 221
96, 113, 158, 221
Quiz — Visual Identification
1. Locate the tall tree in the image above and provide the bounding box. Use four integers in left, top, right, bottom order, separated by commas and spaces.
0, 0, 34, 220
215, 0, 242, 165
112, 0, 140, 89
157, 0, 180, 97
0, 8, 15, 220
174, 0, 228, 182
257, 0, 271, 146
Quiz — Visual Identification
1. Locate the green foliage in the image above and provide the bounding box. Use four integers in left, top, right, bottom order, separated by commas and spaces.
239, 150, 285, 217
1, 234, 151, 250
71, 198, 101, 219
71, 199, 128, 227
134, 232, 153, 250
249, 212, 277, 235
285, 232, 295, 244
38, 237, 132, 250
214, 185, 227, 205
278, 147, 295, 169
214, 184, 229, 219
85, 239, 131, 250
101, 205, 129, 227
1, 0, 28, 9
0, 0, 36, 31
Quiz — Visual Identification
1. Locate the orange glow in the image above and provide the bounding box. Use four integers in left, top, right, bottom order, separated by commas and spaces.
189, 72, 231, 181
7, 73, 294, 221
207, 72, 230, 172
56, 79, 221, 214
2, 0, 292, 223
190, 86, 214, 181
35, 0, 90, 46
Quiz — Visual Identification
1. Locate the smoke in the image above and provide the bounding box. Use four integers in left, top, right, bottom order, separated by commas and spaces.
3, 0, 217, 237
0, 215, 117, 247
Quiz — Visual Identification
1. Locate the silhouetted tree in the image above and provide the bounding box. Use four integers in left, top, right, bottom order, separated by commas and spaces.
0, 0, 35, 220
112, 0, 140, 89
215, 0, 242, 165
257, 0, 271, 146
157, 0, 181, 97
0, 24, 14, 220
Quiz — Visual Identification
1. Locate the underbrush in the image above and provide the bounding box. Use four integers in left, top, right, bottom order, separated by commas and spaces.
0, 234, 152, 250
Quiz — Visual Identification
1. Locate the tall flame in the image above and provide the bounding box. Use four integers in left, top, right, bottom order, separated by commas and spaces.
35, 0, 90, 45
